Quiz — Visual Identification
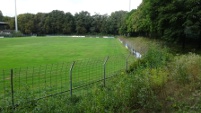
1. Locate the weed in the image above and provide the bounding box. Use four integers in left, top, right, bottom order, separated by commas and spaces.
171, 53, 201, 84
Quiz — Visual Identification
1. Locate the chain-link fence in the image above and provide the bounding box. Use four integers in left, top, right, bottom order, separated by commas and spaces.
0, 54, 135, 111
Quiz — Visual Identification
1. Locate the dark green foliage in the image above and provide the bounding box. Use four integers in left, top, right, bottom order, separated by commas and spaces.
171, 53, 201, 85
1, 10, 128, 35
18, 13, 35, 34
42, 10, 66, 34
106, 11, 128, 35
11, 31, 24, 37
2, 31, 24, 37
63, 12, 75, 34
0, 10, 3, 21
123, 0, 201, 50
129, 45, 171, 73
3, 16, 14, 30
142, 46, 170, 68
127, 58, 146, 72
74, 11, 92, 34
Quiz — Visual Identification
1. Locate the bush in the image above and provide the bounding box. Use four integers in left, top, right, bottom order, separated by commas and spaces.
143, 46, 171, 68
130, 68, 163, 112
75, 70, 163, 112
3, 31, 24, 37
171, 53, 201, 84
128, 45, 171, 73
148, 68, 168, 90
11, 31, 24, 37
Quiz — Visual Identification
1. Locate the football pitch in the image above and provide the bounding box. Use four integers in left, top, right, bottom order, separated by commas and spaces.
0, 37, 135, 106
0, 37, 128, 69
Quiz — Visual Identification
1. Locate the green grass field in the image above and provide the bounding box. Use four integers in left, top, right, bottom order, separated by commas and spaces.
0, 37, 128, 69
0, 37, 134, 107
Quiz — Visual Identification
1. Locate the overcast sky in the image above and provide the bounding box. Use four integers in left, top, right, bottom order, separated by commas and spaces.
0, 0, 142, 16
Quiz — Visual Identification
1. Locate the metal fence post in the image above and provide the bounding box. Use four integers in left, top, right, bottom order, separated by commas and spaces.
11, 69, 15, 112
69, 61, 75, 97
103, 56, 109, 87
126, 54, 131, 71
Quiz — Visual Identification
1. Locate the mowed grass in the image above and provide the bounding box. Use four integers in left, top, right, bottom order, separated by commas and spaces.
0, 37, 133, 106
0, 37, 128, 69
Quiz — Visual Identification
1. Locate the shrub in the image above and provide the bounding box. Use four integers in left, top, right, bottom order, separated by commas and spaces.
143, 46, 171, 68
171, 53, 201, 84
130, 68, 163, 111
11, 31, 24, 37
148, 68, 168, 90
3, 31, 24, 37
128, 58, 146, 72
128, 45, 171, 73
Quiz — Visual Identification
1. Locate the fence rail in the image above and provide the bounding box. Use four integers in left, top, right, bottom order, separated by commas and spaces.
0, 54, 135, 110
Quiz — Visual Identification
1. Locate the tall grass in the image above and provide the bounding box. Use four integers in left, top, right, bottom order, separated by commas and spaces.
171, 53, 201, 84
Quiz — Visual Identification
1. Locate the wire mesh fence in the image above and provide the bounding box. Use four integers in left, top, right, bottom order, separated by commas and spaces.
0, 54, 135, 111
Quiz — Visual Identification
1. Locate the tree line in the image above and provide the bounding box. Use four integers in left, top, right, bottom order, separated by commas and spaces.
1, 10, 127, 35
1, 0, 201, 48
122, 0, 201, 49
